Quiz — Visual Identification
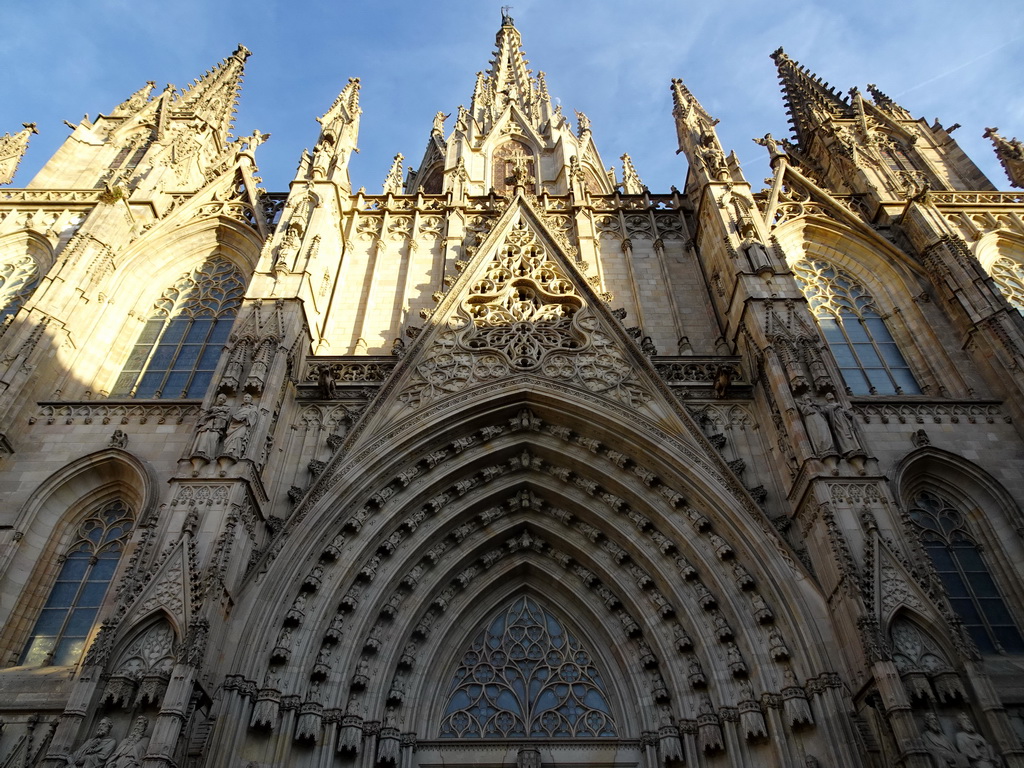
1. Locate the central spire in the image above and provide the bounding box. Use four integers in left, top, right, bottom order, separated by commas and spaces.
469, 12, 550, 133
405, 13, 616, 197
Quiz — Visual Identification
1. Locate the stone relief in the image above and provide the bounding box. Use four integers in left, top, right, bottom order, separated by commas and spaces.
397, 220, 652, 409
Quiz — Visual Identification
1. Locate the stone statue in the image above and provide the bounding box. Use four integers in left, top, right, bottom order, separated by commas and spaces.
575, 110, 591, 134
192, 393, 231, 458
107, 716, 150, 768
798, 395, 835, 456
922, 713, 968, 768
821, 392, 862, 456
224, 394, 259, 459
62, 717, 116, 767
432, 111, 449, 136
954, 714, 1001, 768
741, 237, 772, 272
754, 132, 787, 164
276, 225, 300, 269
109, 429, 128, 449
318, 366, 338, 399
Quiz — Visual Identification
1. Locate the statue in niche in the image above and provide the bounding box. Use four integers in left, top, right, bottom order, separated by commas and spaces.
741, 237, 772, 273
276, 225, 300, 270
107, 716, 150, 768
60, 717, 116, 767
192, 393, 231, 458
922, 713, 968, 768
821, 392, 863, 457
955, 714, 1001, 768
223, 394, 259, 459
797, 394, 835, 456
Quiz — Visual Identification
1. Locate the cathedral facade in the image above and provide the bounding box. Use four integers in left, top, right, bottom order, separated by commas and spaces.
1, 13, 1024, 768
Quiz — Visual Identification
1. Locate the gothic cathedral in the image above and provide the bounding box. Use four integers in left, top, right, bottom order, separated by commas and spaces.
2, 13, 1024, 768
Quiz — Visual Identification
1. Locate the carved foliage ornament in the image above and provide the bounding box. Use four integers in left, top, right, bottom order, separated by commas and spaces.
399, 221, 650, 408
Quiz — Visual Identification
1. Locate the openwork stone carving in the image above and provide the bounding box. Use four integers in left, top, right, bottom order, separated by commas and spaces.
439, 595, 617, 738
398, 220, 651, 408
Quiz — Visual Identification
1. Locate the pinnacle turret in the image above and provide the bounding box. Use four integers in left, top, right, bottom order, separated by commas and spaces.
620, 153, 645, 194
382, 153, 405, 194
173, 44, 251, 142
111, 81, 156, 116
865, 83, 912, 120
0, 123, 38, 185
770, 48, 853, 147
984, 127, 1024, 189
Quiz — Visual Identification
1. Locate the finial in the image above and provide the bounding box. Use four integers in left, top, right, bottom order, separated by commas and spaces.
501, 5, 514, 25
233, 44, 252, 62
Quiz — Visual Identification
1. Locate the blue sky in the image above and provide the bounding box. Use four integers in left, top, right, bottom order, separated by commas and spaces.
3, 1, 1022, 193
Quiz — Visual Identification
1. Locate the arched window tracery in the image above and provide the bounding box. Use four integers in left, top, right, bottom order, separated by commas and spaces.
793, 258, 920, 395
0, 253, 39, 326
989, 256, 1024, 312
113, 257, 246, 399
439, 595, 617, 738
20, 499, 134, 666
909, 489, 1024, 654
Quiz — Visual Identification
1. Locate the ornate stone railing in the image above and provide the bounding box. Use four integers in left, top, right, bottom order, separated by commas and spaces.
32, 400, 201, 425
930, 192, 1024, 206
304, 357, 398, 385
852, 400, 1008, 424
0, 189, 104, 204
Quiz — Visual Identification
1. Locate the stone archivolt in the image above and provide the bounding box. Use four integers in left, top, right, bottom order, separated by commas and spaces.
232, 406, 820, 754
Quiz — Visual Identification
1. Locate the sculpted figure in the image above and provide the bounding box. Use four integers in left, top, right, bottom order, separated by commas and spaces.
955, 714, 1001, 768
754, 132, 787, 164
797, 395, 835, 455
223, 394, 259, 459
62, 717, 116, 767
431, 111, 449, 136
108, 716, 149, 768
922, 713, 968, 768
821, 391, 861, 456
192, 393, 230, 458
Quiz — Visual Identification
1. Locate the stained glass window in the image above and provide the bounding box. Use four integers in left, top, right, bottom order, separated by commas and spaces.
439, 596, 617, 738
910, 489, 1024, 654
113, 258, 245, 399
21, 500, 134, 666
793, 258, 920, 395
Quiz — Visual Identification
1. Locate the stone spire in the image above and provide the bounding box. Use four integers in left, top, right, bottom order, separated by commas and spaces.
620, 153, 645, 194
770, 48, 853, 147
670, 78, 734, 185
469, 11, 551, 133
308, 77, 361, 186
111, 81, 156, 116
0, 123, 37, 185
173, 44, 251, 143
983, 127, 1024, 189
382, 153, 405, 194
865, 83, 912, 121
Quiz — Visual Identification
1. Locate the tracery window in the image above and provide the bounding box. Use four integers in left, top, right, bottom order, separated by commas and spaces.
113, 258, 245, 399
0, 253, 39, 326
21, 500, 134, 666
793, 258, 920, 395
439, 596, 617, 738
990, 256, 1024, 312
909, 489, 1024, 654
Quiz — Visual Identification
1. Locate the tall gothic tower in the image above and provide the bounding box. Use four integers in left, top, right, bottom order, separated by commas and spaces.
1, 15, 1023, 768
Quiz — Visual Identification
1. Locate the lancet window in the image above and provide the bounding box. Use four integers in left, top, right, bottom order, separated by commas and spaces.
21, 500, 134, 666
439, 596, 617, 738
990, 256, 1024, 312
909, 489, 1024, 654
0, 253, 39, 326
792, 258, 920, 395
113, 258, 245, 399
